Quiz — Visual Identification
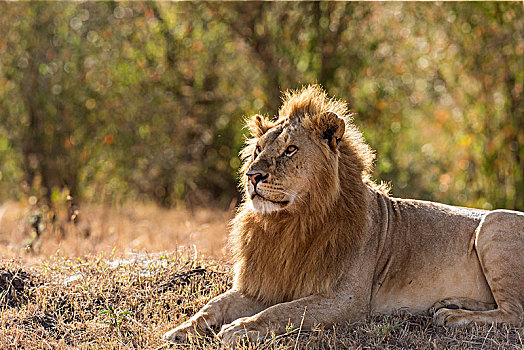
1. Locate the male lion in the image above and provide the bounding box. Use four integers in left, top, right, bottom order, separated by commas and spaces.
164, 85, 524, 345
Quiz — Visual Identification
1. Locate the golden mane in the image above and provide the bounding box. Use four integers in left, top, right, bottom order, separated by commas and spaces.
229, 85, 379, 305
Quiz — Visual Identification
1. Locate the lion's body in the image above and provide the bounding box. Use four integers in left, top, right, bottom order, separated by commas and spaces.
164, 85, 524, 345
368, 195, 494, 314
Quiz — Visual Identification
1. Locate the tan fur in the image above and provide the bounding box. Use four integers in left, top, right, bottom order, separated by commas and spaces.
164, 85, 524, 345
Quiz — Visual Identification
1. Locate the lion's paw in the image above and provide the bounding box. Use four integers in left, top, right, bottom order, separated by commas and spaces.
217, 317, 267, 345
433, 308, 473, 327
430, 297, 496, 317
429, 297, 461, 316
163, 321, 206, 342
163, 325, 192, 342
163, 314, 218, 343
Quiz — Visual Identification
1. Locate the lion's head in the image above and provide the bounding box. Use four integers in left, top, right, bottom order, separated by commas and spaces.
240, 85, 375, 216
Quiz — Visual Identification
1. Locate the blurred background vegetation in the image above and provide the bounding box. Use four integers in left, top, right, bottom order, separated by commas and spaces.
0, 2, 522, 211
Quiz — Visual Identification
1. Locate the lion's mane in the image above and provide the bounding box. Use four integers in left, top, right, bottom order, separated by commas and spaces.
229, 85, 379, 305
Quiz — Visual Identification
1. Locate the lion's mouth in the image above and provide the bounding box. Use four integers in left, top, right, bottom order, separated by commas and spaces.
251, 192, 289, 206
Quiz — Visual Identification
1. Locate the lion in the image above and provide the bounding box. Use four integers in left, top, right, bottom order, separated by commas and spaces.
164, 85, 524, 345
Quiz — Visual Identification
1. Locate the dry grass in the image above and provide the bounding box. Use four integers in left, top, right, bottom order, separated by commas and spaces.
1, 253, 522, 350
0, 201, 231, 263
0, 201, 522, 349
0, 251, 231, 349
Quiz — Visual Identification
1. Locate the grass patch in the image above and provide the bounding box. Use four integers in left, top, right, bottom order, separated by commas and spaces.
1, 252, 522, 349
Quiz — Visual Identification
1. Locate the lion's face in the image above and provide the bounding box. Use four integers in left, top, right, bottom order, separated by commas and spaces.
242, 112, 345, 215
245, 121, 317, 214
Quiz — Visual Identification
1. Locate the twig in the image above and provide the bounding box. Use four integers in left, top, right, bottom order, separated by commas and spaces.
481, 323, 494, 349
154, 343, 171, 350
294, 306, 307, 350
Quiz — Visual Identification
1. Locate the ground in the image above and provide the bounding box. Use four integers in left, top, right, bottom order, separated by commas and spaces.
0, 202, 522, 349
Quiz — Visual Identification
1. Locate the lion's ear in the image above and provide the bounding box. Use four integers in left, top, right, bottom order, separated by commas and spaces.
314, 111, 345, 151
246, 114, 273, 138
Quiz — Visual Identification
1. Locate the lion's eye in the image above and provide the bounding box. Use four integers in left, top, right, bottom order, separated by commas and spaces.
254, 145, 262, 157
284, 145, 298, 156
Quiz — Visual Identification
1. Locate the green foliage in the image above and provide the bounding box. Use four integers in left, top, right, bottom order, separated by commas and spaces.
0, 2, 522, 210
99, 306, 134, 329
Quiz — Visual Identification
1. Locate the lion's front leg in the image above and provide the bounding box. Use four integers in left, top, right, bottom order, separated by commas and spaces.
217, 294, 365, 345
163, 289, 266, 342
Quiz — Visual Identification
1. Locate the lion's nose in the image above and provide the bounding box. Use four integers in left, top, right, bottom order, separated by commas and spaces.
246, 171, 268, 186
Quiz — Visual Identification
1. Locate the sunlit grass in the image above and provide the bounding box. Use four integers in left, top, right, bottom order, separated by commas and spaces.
1, 251, 522, 349
0, 203, 522, 349
0, 201, 230, 263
